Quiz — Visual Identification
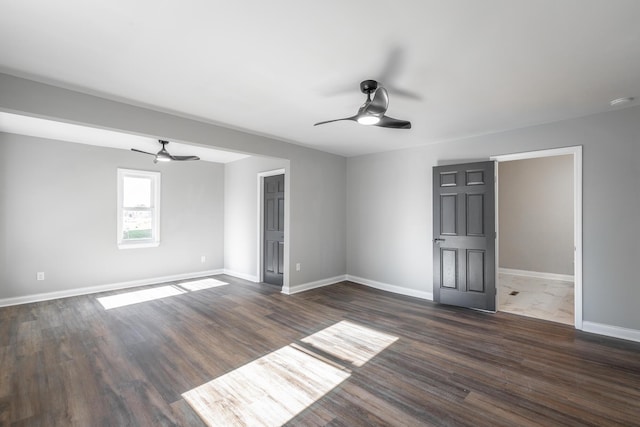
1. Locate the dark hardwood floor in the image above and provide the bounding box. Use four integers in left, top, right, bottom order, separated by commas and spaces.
1, 276, 639, 426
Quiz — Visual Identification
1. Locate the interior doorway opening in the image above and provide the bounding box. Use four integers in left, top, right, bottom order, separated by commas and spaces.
491, 147, 582, 329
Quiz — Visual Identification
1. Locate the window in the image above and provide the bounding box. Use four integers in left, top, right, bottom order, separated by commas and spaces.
117, 168, 160, 249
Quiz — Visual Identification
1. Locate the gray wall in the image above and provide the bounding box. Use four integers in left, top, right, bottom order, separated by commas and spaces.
4, 73, 639, 332
498, 155, 574, 275
224, 155, 289, 280
0, 73, 347, 292
0, 132, 225, 299
347, 105, 640, 330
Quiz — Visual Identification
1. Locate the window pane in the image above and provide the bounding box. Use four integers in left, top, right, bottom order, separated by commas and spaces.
122, 210, 153, 240
117, 168, 160, 248
123, 176, 151, 208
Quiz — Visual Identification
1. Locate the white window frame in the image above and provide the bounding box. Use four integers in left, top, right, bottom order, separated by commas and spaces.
117, 168, 161, 249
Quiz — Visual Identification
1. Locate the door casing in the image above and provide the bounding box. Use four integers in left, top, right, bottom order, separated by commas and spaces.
491, 146, 583, 329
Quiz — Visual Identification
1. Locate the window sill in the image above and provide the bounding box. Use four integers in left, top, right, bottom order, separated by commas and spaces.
118, 241, 160, 250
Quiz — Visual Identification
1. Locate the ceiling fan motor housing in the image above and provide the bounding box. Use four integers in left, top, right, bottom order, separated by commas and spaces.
360, 80, 379, 94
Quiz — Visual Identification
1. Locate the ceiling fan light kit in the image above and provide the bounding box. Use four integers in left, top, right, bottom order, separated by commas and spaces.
131, 140, 200, 163
357, 115, 381, 125
315, 79, 411, 129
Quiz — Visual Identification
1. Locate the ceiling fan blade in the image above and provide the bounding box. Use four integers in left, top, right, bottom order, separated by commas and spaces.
378, 46, 403, 86
132, 140, 200, 162
131, 148, 157, 156
171, 155, 200, 161
376, 115, 412, 129
385, 85, 422, 101
314, 116, 358, 126
366, 87, 389, 115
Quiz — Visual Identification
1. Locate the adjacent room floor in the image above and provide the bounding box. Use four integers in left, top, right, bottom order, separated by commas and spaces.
498, 272, 574, 325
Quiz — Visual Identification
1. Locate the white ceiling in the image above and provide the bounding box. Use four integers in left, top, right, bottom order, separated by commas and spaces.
1, 0, 639, 157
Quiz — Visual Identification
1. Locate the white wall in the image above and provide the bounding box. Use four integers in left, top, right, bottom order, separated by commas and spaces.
0, 73, 347, 293
0, 132, 225, 299
224, 156, 289, 281
347, 105, 640, 331
499, 155, 574, 275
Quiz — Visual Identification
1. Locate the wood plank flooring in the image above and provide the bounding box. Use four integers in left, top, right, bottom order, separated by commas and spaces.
1, 275, 639, 426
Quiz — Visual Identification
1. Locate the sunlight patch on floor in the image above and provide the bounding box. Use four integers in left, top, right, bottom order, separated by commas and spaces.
182, 320, 399, 426
97, 278, 228, 310
301, 320, 399, 367
182, 345, 350, 427
177, 278, 228, 291
97, 285, 186, 309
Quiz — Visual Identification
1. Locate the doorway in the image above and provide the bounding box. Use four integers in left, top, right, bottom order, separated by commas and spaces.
258, 170, 286, 287
492, 147, 582, 328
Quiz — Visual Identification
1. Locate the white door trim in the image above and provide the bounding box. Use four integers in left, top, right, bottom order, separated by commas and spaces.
257, 169, 289, 291
491, 146, 583, 330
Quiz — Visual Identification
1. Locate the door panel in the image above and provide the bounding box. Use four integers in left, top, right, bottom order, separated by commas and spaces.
266, 199, 275, 229
440, 171, 457, 187
264, 174, 285, 286
433, 161, 495, 311
278, 242, 284, 274
278, 199, 284, 230
440, 195, 457, 235
266, 241, 276, 273
466, 194, 484, 235
441, 249, 457, 288
467, 250, 485, 292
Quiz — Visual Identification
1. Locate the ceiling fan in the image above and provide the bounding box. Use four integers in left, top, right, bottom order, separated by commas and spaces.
131, 140, 200, 163
314, 80, 411, 129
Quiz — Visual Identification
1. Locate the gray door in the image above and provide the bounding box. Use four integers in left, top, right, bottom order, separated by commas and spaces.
263, 174, 285, 286
433, 161, 496, 311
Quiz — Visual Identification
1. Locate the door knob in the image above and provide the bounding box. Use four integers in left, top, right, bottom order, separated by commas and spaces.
434, 238, 445, 243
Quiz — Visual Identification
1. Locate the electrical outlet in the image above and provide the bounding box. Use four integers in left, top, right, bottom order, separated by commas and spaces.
296, 263, 301, 271
201, 255, 206, 263
37, 272, 45, 281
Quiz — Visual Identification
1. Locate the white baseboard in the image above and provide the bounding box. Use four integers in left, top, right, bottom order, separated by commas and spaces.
499, 268, 574, 282
582, 321, 640, 343
283, 274, 434, 301
0, 269, 225, 308
284, 275, 347, 295
222, 269, 259, 283
346, 275, 434, 301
